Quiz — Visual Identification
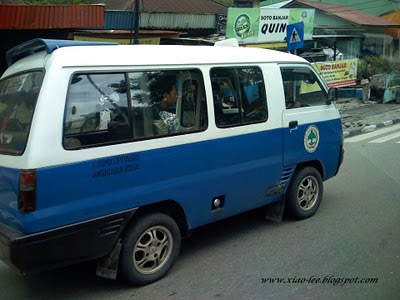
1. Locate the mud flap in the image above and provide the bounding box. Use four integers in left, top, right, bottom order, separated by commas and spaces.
96, 239, 122, 280
265, 197, 285, 223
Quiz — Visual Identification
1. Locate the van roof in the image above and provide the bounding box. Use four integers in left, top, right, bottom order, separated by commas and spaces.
51, 44, 307, 67
3, 41, 307, 78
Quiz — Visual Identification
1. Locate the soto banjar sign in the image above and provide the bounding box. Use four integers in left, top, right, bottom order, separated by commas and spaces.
313, 59, 358, 88
226, 8, 314, 44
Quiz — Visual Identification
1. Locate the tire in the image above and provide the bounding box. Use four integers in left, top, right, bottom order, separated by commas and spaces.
119, 213, 181, 285
286, 167, 323, 219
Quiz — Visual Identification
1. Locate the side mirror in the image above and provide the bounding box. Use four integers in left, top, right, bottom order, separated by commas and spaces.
327, 87, 339, 104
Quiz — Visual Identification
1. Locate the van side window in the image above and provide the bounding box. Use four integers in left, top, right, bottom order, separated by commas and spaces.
64, 73, 131, 149
210, 67, 268, 128
128, 69, 207, 139
281, 67, 327, 109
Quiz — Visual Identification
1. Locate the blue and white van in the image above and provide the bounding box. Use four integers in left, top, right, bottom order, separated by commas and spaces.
0, 39, 343, 285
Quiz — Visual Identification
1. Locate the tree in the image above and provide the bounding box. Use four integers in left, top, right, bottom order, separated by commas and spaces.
217, 0, 234, 7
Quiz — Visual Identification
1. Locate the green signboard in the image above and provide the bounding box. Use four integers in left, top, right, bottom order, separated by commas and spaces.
226, 8, 315, 44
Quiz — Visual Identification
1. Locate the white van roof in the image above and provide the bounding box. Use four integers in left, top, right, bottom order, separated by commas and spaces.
3, 41, 307, 77
51, 44, 307, 67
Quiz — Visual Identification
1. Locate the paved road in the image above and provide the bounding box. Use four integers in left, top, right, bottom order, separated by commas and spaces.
0, 127, 399, 300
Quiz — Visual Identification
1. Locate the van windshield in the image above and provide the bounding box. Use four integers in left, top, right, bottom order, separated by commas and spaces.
0, 71, 43, 155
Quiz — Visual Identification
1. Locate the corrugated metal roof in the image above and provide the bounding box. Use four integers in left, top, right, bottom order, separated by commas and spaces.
0, 4, 104, 30
84, 11, 135, 30
104, 11, 133, 29
85, 10, 218, 31
104, 0, 227, 14
140, 12, 217, 29
290, 0, 398, 27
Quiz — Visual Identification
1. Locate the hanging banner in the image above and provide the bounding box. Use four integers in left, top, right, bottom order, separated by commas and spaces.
312, 59, 358, 88
226, 8, 314, 44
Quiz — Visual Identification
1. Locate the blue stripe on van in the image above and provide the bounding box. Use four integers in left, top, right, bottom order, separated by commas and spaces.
0, 118, 341, 234
21, 128, 283, 233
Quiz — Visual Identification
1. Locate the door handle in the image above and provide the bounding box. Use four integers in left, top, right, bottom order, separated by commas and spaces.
289, 121, 298, 129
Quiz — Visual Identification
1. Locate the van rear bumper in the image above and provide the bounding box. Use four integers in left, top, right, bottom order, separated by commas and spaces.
0, 209, 137, 274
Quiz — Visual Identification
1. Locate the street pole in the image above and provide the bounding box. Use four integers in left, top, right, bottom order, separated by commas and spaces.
134, 0, 140, 45
333, 40, 337, 61
129, 3, 134, 44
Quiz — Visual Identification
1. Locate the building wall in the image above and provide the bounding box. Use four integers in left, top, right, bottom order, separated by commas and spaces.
336, 39, 360, 59
314, 10, 352, 27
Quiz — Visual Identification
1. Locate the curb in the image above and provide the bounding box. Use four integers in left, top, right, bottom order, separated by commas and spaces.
343, 118, 400, 138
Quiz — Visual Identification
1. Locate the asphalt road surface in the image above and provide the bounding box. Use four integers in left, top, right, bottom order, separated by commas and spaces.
0, 126, 399, 300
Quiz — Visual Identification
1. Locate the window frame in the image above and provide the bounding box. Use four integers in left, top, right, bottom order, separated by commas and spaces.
210, 65, 268, 129
127, 68, 208, 141
63, 71, 133, 150
63, 68, 208, 150
279, 63, 329, 109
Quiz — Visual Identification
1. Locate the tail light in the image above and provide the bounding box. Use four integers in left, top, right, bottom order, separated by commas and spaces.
18, 170, 36, 213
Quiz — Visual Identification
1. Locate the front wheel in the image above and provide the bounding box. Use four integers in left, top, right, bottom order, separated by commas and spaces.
286, 167, 323, 219
119, 213, 181, 285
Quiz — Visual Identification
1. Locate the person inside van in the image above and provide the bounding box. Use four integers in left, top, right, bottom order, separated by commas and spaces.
152, 76, 180, 134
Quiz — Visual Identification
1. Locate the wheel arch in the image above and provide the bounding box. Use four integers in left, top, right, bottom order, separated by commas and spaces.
295, 160, 325, 180
126, 200, 190, 238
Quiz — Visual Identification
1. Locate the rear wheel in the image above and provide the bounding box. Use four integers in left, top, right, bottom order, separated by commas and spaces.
286, 167, 323, 219
119, 213, 181, 285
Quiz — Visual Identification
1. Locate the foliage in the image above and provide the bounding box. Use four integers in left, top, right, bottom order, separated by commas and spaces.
217, 0, 234, 7
357, 55, 400, 79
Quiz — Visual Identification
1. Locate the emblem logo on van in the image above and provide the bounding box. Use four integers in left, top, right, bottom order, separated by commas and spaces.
304, 126, 319, 153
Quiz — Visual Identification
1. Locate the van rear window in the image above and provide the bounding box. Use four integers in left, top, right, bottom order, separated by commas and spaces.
0, 71, 43, 155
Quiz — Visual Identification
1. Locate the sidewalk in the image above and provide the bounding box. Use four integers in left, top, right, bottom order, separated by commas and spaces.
337, 98, 400, 137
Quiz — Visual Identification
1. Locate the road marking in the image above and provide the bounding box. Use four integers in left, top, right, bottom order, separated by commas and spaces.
345, 124, 400, 143
369, 131, 400, 143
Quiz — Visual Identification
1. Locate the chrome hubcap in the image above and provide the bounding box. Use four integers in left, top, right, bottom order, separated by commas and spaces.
297, 176, 319, 211
133, 226, 173, 275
